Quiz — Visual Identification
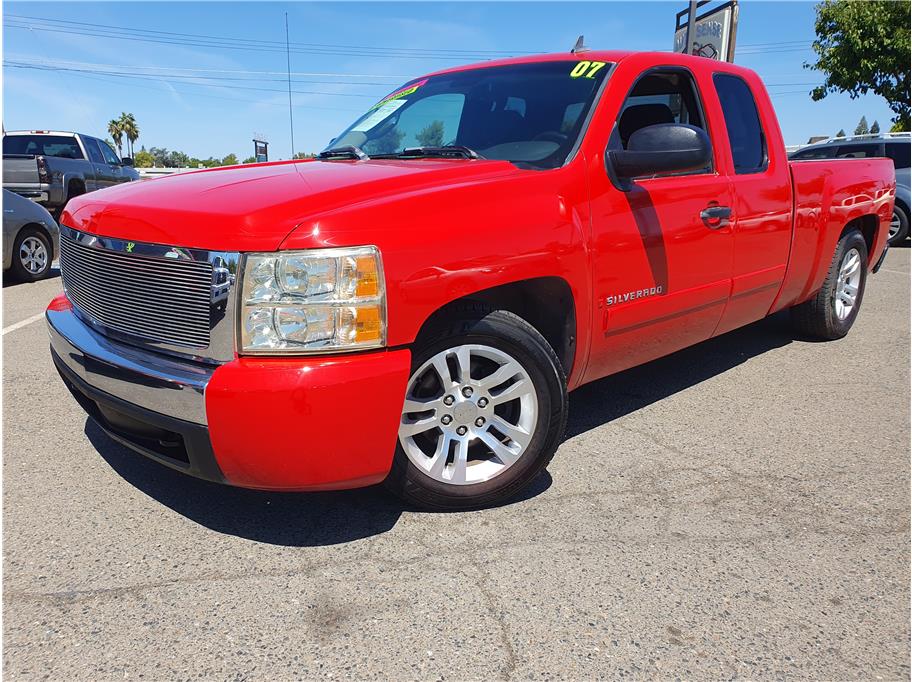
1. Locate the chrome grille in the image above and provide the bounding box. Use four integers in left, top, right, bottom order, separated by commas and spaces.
60, 233, 214, 349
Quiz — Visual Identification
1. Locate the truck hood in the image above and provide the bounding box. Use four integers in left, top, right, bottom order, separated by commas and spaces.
63, 158, 519, 251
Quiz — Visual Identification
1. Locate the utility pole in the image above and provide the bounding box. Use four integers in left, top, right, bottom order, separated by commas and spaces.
684, 0, 698, 54
285, 12, 295, 158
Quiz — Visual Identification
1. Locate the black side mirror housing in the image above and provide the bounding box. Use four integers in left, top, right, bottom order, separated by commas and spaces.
121, 157, 134, 167
607, 123, 711, 190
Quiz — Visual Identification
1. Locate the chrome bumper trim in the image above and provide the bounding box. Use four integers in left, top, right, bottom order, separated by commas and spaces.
47, 305, 213, 425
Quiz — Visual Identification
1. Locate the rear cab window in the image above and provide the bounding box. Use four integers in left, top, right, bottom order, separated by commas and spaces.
712, 74, 767, 174
3, 135, 84, 160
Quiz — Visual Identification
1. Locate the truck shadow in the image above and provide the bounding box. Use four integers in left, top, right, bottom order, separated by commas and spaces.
84, 310, 796, 547
566, 310, 796, 438
84, 421, 553, 547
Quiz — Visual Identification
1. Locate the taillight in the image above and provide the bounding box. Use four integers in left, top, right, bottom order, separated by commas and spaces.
36, 156, 50, 183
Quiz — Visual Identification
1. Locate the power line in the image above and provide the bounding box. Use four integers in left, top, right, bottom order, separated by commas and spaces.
5, 14, 530, 56
3, 18, 520, 61
4, 62, 384, 98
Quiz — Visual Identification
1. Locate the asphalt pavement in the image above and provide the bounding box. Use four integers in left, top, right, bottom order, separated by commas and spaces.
3, 251, 910, 680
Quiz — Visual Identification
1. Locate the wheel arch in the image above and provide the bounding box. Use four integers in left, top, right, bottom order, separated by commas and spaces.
844, 213, 878, 263
413, 276, 578, 379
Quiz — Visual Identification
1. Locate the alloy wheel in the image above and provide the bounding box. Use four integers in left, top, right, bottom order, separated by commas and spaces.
834, 247, 861, 321
19, 236, 48, 275
399, 344, 538, 485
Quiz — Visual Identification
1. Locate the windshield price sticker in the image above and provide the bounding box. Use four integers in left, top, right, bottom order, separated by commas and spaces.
569, 61, 607, 79
352, 99, 407, 132
371, 78, 428, 110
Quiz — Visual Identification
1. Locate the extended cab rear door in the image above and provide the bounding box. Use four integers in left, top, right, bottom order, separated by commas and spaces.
709, 71, 793, 335
583, 61, 735, 381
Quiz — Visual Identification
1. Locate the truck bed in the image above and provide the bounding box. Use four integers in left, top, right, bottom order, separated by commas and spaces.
773, 157, 895, 312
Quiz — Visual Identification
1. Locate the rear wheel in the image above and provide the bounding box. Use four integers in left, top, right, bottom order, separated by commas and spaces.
10, 227, 52, 282
385, 308, 567, 510
888, 204, 909, 246
790, 229, 868, 340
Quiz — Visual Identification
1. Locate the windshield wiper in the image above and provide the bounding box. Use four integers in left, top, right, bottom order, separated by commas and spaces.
318, 145, 369, 160
396, 145, 483, 160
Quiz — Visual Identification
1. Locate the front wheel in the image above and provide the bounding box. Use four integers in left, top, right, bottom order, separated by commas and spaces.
790, 229, 868, 340
385, 308, 567, 510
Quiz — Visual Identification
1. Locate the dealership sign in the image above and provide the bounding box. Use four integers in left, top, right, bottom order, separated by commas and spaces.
674, 1, 738, 62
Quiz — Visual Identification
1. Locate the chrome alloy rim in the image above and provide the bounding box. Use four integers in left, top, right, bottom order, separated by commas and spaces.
399, 344, 538, 485
889, 211, 902, 238
834, 247, 862, 321
19, 236, 48, 274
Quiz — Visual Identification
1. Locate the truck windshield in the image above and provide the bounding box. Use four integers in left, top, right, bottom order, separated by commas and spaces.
3, 135, 83, 159
326, 60, 611, 170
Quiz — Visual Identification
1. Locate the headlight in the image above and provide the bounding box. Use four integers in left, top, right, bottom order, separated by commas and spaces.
239, 246, 385, 354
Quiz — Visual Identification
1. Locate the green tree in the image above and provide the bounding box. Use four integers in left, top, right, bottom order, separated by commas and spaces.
890, 121, 907, 133
870, 120, 880, 134
222, 153, 239, 166
107, 119, 124, 156
806, 0, 911, 130
416, 120, 445, 147
854, 116, 869, 135
836, 128, 846, 137
293, 151, 315, 159
119, 113, 139, 158
133, 146, 154, 168
243, 156, 256, 164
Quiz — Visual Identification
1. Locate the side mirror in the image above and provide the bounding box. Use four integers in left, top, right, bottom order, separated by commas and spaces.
607, 123, 711, 189
120, 157, 134, 167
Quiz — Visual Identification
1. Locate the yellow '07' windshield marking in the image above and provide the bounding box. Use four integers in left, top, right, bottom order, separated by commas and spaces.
570, 61, 607, 79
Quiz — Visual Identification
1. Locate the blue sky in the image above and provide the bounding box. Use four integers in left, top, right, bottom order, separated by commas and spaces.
3, 1, 898, 160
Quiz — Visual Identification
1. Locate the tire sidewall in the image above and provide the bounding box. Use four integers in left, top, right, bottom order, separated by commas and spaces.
826, 231, 868, 337
888, 204, 910, 246
387, 310, 566, 509
11, 227, 51, 282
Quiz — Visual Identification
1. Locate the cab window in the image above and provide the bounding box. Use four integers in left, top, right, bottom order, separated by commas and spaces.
610, 69, 711, 175
713, 74, 767, 174
99, 141, 121, 165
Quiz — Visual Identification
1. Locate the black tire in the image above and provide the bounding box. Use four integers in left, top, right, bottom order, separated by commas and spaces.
790, 229, 868, 340
10, 226, 53, 282
385, 307, 568, 511
60, 181, 85, 217
888, 204, 910, 246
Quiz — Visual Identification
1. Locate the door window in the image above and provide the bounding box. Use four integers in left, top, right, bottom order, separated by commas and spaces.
85, 139, 105, 164
791, 146, 837, 160
99, 141, 121, 165
611, 69, 711, 175
713, 74, 767, 174
836, 144, 882, 158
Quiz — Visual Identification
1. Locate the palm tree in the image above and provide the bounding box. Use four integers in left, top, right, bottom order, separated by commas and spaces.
119, 112, 139, 158
107, 119, 124, 156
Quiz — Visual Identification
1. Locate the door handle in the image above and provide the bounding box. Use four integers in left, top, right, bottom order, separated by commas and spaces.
700, 205, 732, 229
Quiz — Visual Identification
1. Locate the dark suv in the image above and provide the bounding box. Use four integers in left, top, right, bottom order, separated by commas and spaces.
790, 134, 911, 245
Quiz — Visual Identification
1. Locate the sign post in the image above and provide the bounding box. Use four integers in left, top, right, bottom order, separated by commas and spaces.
252, 138, 269, 163
674, 0, 739, 62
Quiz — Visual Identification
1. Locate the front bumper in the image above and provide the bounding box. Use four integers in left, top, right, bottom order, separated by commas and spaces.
47, 295, 412, 490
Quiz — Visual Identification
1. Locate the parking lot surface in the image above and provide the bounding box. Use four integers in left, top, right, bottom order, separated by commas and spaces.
3, 252, 910, 680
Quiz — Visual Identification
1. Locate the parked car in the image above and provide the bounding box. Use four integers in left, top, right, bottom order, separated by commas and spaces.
3, 189, 59, 281
2, 130, 140, 216
47, 51, 894, 510
790, 133, 910, 245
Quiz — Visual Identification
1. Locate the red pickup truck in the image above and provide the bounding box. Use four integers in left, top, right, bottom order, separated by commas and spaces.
48, 51, 895, 510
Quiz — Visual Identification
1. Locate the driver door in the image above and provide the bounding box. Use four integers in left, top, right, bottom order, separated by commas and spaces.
583, 66, 734, 382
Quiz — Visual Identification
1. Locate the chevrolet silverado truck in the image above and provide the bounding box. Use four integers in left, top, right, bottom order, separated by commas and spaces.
3, 130, 139, 215
47, 51, 895, 510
